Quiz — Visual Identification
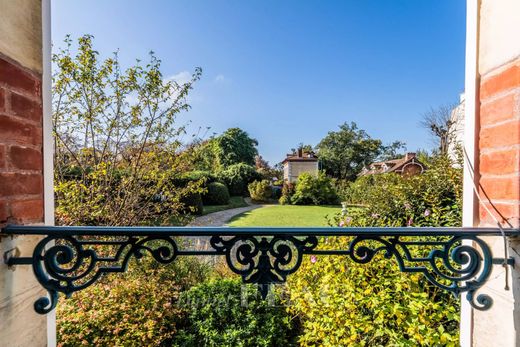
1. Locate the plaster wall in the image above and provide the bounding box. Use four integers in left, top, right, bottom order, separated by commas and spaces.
0, 0, 42, 73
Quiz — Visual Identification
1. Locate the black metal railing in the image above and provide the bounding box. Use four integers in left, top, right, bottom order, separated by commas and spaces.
1, 225, 518, 314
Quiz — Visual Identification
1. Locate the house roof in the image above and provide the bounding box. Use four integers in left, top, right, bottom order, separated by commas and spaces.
282, 151, 319, 164
359, 153, 425, 176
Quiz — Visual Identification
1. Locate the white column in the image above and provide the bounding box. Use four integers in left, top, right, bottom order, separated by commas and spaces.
460, 0, 480, 346
42, 0, 56, 346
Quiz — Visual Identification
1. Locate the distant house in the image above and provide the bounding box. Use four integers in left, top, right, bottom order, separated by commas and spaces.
448, 93, 465, 165
359, 152, 425, 177
282, 148, 319, 183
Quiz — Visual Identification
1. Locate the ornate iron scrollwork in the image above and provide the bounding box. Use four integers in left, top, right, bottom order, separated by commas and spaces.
1, 225, 517, 314
210, 235, 318, 298
30, 235, 178, 314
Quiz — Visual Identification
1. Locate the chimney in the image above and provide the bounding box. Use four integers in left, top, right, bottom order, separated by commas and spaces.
405, 152, 416, 160
297, 148, 303, 157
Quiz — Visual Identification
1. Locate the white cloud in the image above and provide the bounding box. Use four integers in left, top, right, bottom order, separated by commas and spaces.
214, 74, 226, 83
166, 71, 192, 85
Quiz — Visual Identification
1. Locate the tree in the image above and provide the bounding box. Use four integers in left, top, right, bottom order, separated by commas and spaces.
316, 122, 404, 181
53, 35, 203, 225
420, 102, 459, 155
213, 127, 258, 168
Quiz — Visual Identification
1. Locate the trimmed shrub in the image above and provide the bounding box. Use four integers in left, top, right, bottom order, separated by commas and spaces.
174, 278, 298, 346
217, 163, 261, 196
248, 180, 272, 202
181, 192, 204, 215
291, 172, 339, 205
203, 182, 230, 205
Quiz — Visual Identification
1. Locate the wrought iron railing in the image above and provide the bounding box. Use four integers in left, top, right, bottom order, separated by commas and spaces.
1, 225, 517, 314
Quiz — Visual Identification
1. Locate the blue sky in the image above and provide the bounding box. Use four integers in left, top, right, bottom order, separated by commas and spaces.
52, 0, 466, 165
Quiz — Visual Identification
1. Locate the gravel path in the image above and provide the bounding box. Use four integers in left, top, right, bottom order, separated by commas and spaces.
187, 200, 262, 227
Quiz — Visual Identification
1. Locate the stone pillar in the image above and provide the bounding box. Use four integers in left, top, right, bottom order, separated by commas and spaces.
0, 0, 48, 346
472, 0, 520, 346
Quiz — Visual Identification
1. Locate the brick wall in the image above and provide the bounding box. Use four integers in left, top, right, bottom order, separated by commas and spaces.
478, 59, 520, 228
0, 54, 44, 225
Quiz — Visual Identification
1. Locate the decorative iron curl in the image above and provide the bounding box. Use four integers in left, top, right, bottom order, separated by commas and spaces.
31, 235, 178, 314
210, 235, 318, 298
347, 235, 493, 310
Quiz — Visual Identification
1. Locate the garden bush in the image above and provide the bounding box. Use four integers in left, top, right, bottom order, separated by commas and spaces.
217, 163, 262, 196
279, 182, 295, 205
288, 241, 460, 346
174, 278, 298, 346
291, 172, 339, 205
248, 180, 272, 202
203, 182, 230, 205
181, 192, 204, 215
288, 154, 462, 346
57, 255, 211, 346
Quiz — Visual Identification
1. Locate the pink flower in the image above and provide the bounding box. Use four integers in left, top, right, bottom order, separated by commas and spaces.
407, 217, 413, 226
404, 202, 411, 210
424, 209, 431, 217
339, 220, 345, 227
345, 217, 353, 224
310, 255, 317, 264
371, 213, 380, 219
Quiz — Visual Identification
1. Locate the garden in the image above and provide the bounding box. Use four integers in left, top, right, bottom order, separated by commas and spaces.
54, 36, 461, 346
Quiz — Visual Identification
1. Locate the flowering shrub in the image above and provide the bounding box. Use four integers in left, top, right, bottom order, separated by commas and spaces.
288, 155, 462, 346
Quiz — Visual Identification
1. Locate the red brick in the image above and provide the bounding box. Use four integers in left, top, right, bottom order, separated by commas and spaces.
10, 92, 42, 122
0, 173, 42, 196
0, 56, 40, 96
10, 199, 43, 222
480, 92, 519, 126
480, 149, 520, 175
479, 176, 520, 200
0, 87, 5, 112
0, 114, 42, 146
9, 146, 42, 170
480, 202, 520, 227
0, 200, 9, 222
479, 120, 520, 149
0, 145, 5, 170
481, 63, 520, 99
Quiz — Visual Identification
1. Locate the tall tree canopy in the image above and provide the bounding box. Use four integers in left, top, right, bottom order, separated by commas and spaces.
213, 128, 258, 168
316, 122, 404, 181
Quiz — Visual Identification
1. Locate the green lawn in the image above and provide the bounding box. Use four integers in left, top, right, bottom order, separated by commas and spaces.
202, 196, 248, 215
227, 205, 341, 227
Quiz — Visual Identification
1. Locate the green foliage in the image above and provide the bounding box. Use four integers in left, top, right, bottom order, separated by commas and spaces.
218, 163, 262, 196
340, 155, 462, 227
179, 170, 217, 185
248, 180, 272, 202
289, 155, 462, 346
53, 35, 203, 225
213, 128, 259, 168
203, 182, 230, 205
279, 182, 295, 205
316, 122, 404, 180
181, 192, 204, 216
173, 279, 297, 347
57, 256, 211, 346
291, 172, 339, 205
288, 244, 459, 346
